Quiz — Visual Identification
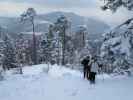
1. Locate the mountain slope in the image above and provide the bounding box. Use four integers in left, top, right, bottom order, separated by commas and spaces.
0, 11, 110, 35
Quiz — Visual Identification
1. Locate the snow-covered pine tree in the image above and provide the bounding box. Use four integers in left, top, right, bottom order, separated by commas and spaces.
3, 35, 17, 70
0, 39, 4, 80
101, 22, 133, 74
46, 24, 57, 64
0, 26, 7, 78
100, 0, 133, 74
74, 25, 88, 51
65, 36, 75, 65
20, 8, 37, 65
24, 39, 33, 65
53, 35, 62, 65
15, 34, 25, 64
0, 39, 4, 66
15, 33, 30, 74
50, 28, 62, 65
73, 25, 91, 66
101, 0, 133, 12
15, 33, 32, 65
38, 24, 58, 65
38, 34, 51, 64
0, 65, 4, 81
54, 15, 70, 65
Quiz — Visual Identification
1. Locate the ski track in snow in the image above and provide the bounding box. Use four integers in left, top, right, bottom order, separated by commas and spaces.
0, 64, 133, 100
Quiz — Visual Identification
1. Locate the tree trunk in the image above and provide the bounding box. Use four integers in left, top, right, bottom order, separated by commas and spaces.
83, 32, 85, 47
32, 20, 37, 65
57, 37, 60, 65
62, 26, 66, 65
19, 64, 23, 74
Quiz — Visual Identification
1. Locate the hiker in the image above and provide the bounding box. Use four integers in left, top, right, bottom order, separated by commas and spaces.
81, 56, 91, 80
89, 57, 99, 84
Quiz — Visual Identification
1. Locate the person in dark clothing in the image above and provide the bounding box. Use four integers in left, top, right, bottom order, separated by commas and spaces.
89, 72, 96, 84
81, 56, 91, 80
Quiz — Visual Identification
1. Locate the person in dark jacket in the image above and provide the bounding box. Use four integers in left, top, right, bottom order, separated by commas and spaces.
81, 56, 91, 80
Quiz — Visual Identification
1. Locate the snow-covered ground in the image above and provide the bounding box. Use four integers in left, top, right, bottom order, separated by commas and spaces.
0, 64, 133, 100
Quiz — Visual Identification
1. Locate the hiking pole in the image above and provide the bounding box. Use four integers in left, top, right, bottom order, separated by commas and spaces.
102, 71, 104, 82
101, 67, 104, 82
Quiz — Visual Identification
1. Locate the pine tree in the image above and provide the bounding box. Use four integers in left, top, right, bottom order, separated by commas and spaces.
20, 8, 37, 65
15, 33, 32, 74
0, 66, 4, 81
73, 25, 91, 65
38, 24, 57, 64
101, 0, 133, 12
101, 0, 133, 28
3, 36, 17, 70
38, 34, 49, 63
100, 0, 133, 74
15, 34, 25, 64
24, 39, 33, 65
54, 15, 70, 65
101, 22, 133, 73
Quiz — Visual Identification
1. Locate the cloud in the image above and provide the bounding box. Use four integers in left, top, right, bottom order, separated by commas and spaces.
0, 1, 55, 17
0, 0, 97, 17
0, 0, 96, 8
75, 7, 132, 27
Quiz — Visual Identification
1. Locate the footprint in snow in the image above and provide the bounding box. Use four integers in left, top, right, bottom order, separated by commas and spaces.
64, 88, 78, 96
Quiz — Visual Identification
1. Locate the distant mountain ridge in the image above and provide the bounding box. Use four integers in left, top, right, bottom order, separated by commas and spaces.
0, 11, 110, 36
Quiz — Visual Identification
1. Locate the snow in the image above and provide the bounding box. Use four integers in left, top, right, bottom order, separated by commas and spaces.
0, 64, 133, 100
48, 64, 81, 79
35, 20, 52, 24
21, 32, 43, 35
120, 36, 130, 56
101, 32, 131, 57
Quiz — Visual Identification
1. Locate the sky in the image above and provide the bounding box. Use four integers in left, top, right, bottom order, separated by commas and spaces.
0, 0, 132, 27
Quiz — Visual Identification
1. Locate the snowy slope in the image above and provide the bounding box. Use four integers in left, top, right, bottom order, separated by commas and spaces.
0, 64, 133, 100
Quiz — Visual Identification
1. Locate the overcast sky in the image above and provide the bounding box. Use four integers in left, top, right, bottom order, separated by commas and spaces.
0, 0, 132, 27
